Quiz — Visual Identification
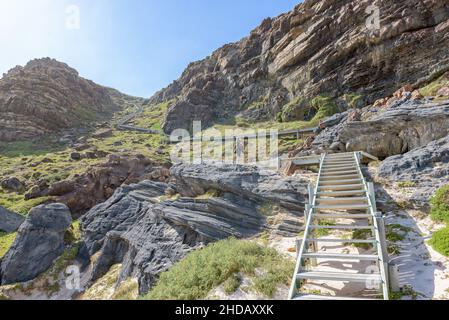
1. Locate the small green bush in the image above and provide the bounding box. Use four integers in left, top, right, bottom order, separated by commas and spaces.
429, 186, 449, 257
310, 95, 338, 121
223, 274, 241, 294
142, 238, 294, 300
419, 75, 449, 97
430, 185, 449, 223
429, 227, 449, 257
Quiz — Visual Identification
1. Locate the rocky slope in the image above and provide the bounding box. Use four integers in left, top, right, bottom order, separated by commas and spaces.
0, 58, 120, 142
149, 0, 449, 133
78, 163, 306, 295
2, 0, 449, 301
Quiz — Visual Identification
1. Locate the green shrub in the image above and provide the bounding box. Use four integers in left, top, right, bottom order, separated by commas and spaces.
280, 97, 308, 122
142, 238, 294, 300
342, 93, 364, 109
428, 186, 449, 256
223, 274, 241, 294
310, 95, 338, 121
429, 227, 449, 257
430, 185, 449, 223
419, 75, 449, 97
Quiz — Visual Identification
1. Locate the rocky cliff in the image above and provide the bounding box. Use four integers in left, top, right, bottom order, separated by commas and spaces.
0, 58, 119, 142
149, 0, 449, 133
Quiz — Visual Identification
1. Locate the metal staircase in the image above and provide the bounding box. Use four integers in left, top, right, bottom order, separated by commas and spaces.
289, 152, 390, 300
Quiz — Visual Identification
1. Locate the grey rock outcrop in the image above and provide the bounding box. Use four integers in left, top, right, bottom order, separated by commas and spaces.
80, 164, 307, 294
308, 99, 449, 159
377, 135, 449, 205
170, 163, 307, 211
0, 206, 24, 233
0, 203, 72, 285
341, 101, 449, 158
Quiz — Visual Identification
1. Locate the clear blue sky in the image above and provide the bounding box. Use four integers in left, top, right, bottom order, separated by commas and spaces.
0, 0, 300, 97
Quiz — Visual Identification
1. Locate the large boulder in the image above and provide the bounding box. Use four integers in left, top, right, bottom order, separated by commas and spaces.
377, 135, 449, 206
0, 206, 25, 233
308, 99, 449, 159
340, 100, 449, 158
0, 203, 72, 285
1, 177, 25, 193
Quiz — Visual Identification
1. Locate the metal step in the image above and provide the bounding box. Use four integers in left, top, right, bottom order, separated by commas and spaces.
312, 213, 371, 219
316, 197, 368, 204
325, 156, 355, 161
310, 225, 374, 230
314, 204, 370, 210
321, 170, 359, 175
323, 162, 356, 166
320, 179, 363, 186
292, 294, 378, 301
302, 253, 379, 261
320, 174, 361, 181
306, 238, 376, 244
319, 184, 365, 191
321, 167, 358, 172
296, 271, 382, 283
317, 190, 366, 197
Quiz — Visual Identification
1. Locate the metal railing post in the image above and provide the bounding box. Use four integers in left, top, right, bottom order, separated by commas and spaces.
376, 212, 390, 291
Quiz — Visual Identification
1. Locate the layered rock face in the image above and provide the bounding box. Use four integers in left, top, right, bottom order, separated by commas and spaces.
311, 99, 449, 158
0, 58, 118, 141
149, 0, 449, 133
80, 164, 306, 294
0, 204, 72, 285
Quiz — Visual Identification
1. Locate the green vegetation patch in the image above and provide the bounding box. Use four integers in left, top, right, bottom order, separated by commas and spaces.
143, 238, 294, 300
278, 94, 339, 124
0, 232, 17, 259
223, 274, 241, 295
310, 95, 339, 122
397, 181, 417, 188
64, 220, 81, 244
389, 285, 419, 300
131, 100, 175, 131
112, 278, 139, 300
429, 185, 449, 257
430, 185, 449, 224
429, 227, 449, 257
419, 74, 449, 97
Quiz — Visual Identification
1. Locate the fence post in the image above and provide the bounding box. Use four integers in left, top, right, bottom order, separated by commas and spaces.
376, 212, 390, 291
